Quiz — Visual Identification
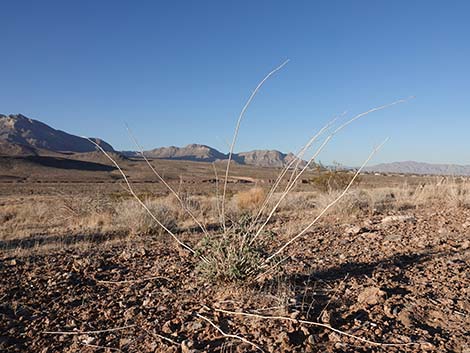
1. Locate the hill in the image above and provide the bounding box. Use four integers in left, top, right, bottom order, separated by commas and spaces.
0, 114, 114, 153
365, 161, 470, 176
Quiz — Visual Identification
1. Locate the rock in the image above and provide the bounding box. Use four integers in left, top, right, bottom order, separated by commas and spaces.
357, 287, 386, 305
345, 225, 362, 235
381, 215, 416, 224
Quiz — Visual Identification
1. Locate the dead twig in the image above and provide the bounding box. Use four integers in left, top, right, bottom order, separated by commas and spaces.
212, 308, 422, 347
94, 275, 169, 285
142, 327, 181, 346
196, 313, 265, 352
79, 342, 122, 352
43, 324, 135, 335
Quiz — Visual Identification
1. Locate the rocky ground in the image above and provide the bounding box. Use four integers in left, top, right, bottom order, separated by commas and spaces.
1, 206, 470, 352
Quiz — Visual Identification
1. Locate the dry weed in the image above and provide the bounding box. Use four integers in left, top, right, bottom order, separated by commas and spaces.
114, 198, 177, 236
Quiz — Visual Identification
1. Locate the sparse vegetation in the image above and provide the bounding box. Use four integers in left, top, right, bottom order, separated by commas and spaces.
115, 198, 178, 236
3, 63, 469, 352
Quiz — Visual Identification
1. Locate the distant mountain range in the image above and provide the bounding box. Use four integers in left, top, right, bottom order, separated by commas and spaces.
122, 145, 303, 168
365, 161, 470, 176
0, 114, 303, 168
3, 113, 469, 175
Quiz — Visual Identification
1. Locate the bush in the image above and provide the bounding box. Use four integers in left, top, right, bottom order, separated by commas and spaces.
233, 187, 266, 213
310, 170, 357, 193
115, 199, 177, 236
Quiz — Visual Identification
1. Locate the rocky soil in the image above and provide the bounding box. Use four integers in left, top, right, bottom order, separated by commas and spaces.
1, 207, 469, 352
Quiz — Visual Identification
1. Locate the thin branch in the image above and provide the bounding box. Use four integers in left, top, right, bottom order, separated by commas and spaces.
43, 324, 135, 335
79, 342, 122, 352
265, 138, 388, 261
251, 116, 338, 228
213, 308, 422, 347
83, 138, 207, 263
125, 124, 210, 237
317, 273, 349, 321
221, 59, 290, 232
212, 162, 222, 226
196, 313, 265, 352
142, 328, 181, 346
94, 275, 169, 285
251, 97, 412, 245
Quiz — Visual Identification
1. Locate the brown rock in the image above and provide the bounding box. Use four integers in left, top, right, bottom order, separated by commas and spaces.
357, 286, 386, 305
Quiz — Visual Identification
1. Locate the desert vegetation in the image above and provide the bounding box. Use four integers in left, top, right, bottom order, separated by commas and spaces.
1, 63, 469, 352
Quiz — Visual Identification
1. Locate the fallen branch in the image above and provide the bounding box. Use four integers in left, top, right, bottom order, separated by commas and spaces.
43, 324, 135, 335
212, 308, 422, 347
196, 313, 265, 352
94, 275, 169, 285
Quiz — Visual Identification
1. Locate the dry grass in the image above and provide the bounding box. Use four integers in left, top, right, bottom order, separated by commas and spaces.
114, 198, 177, 236
233, 187, 266, 214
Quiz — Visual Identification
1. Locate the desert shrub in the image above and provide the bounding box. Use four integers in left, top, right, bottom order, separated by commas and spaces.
269, 192, 317, 212
314, 189, 372, 217
223, 187, 267, 222
367, 187, 417, 212
234, 187, 266, 213
114, 198, 177, 236
310, 170, 357, 193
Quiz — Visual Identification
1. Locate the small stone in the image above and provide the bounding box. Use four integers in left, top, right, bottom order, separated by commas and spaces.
307, 334, 316, 345
357, 287, 386, 305
381, 215, 416, 224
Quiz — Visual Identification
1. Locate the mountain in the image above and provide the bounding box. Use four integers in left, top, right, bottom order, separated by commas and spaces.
0, 140, 38, 156
236, 150, 306, 168
123, 144, 304, 168
0, 114, 114, 153
125, 144, 226, 162
365, 161, 470, 176
0, 113, 304, 168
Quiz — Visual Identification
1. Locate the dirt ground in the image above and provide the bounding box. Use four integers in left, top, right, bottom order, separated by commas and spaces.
1, 160, 469, 352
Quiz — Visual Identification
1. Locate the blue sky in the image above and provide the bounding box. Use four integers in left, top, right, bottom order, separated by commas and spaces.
1, 1, 469, 165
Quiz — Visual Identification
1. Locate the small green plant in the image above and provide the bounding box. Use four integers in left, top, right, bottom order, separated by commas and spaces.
196, 216, 274, 283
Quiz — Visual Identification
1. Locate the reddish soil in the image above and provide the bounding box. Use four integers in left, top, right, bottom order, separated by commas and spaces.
1, 207, 469, 352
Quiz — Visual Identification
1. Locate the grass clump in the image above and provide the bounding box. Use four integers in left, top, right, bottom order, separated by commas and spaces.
196, 216, 273, 283
233, 187, 266, 213
115, 199, 177, 236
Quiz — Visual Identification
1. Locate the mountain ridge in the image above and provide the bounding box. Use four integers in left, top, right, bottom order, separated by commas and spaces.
0, 114, 303, 168
0, 114, 115, 153
365, 161, 470, 176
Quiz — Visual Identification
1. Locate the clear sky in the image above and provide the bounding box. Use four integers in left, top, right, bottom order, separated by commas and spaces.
1, 1, 469, 166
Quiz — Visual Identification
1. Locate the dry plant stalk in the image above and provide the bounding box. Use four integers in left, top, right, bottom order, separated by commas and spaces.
126, 125, 210, 238
265, 138, 389, 262
250, 98, 412, 245
221, 59, 290, 232
43, 324, 135, 335
84, 138, 208, 263
196, 313, 264, 352
212, 307, 424, 348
